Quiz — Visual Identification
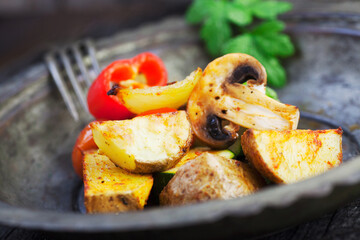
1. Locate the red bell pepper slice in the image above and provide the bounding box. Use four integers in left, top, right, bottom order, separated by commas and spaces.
87, 52, 167, 120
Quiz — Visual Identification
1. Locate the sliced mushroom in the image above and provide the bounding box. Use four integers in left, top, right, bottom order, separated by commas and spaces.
187, 53, 299, 148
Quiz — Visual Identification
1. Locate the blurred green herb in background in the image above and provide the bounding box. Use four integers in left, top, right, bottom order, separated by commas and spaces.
186, 0, 294, 87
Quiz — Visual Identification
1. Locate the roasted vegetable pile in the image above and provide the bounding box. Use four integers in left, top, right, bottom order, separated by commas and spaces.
72, 53, 342, 214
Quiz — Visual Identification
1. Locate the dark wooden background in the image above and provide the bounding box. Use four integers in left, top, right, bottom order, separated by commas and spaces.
1, 0, 360, 239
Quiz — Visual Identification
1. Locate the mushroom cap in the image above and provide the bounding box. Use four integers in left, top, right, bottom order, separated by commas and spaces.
187, 53, 299, 149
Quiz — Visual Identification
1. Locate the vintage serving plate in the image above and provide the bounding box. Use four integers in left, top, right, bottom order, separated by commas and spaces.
0, 14, 360, 239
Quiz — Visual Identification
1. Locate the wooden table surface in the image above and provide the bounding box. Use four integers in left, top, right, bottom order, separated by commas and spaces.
1, 0, 360, 239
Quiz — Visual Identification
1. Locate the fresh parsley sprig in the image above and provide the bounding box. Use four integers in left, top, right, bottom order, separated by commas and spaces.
186, 0, 294, 87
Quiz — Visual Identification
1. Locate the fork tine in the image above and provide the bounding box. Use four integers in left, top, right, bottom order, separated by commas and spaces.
84, 39, 101, 75
71, 44, 92, 87
46, 38, 100, 121
59, 48, 89, 113
45, 52, 80, 121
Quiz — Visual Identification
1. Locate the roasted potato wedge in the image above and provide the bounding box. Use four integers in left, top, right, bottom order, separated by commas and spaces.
91, 111, 193, 173
151, 148, 234, 203
241, 128, 343, 184
83, 152, 153, 213
160, 153, 265, 206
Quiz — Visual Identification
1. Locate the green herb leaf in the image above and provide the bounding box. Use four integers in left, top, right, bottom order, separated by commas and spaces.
222, 34, 256, 55
222, 34, 264, 67
234, 0, 259, 6
251, 20, 285, 35
201, 16, 232, 57
227, 3, 252, 26
262, 57, 286, 87
186, 0, 294, 88
186, 0, 218, 24
251, 1, 292, 19
265, 87, 279, 101
254, 33, 294, 57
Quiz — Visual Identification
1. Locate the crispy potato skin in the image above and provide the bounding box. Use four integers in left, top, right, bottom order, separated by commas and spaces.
160, 153, 265, 206
241, 128, 343, 184
83, 152, 153, 213
91, 111, 193, 173
85, 194, 141, 214
241, 129, 283, 183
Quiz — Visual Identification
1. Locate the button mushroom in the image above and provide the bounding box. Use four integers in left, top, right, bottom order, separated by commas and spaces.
187, 53, 299, 148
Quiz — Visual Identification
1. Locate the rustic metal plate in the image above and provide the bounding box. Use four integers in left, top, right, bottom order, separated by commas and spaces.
0, 15, 360, 239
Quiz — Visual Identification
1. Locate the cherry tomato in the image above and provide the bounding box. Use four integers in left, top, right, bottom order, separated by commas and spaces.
72, 122, 99, 178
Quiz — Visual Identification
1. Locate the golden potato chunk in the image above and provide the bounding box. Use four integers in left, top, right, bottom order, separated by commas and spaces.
241, 128, 343, 184
83, 152, 153, 214
91, 111, 193, 173
160, 153, 265, 206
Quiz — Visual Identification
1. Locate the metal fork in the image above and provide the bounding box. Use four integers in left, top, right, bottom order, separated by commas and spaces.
45, 39, 101, 121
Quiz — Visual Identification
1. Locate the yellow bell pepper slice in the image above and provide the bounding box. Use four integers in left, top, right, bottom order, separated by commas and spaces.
118, 68, 202, 114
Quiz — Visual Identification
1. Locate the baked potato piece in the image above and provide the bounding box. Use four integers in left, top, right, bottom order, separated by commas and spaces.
160, 153, 265, 206
91, 110, 193, 173
241, 128, 343, 184
152, 148, 234, 203
83, 152, 153, 214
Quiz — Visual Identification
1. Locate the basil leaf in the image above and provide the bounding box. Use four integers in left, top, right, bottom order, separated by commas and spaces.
251, 20, 285, 35
223, 34, 265, 70
265, 87, 279, 101
254, 33, 294, 57
187, 0, 294, 88
222, 34, 255, 55
251, 1, 292, 19
222, 34, 266, 67
227, 3, 252, 26
235, 0, 259, 6
262, 57, 286, 87
186, 0, 219, 24
201, 16, 232, 57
